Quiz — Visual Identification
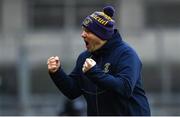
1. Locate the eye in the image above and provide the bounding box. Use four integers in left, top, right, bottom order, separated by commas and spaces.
84, 28, 90, 33
82, 27, 90, 33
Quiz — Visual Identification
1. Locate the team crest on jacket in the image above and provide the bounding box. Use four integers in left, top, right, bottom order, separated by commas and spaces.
103, 63, 111, 73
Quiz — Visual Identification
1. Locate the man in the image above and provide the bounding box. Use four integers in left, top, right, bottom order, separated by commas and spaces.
47, 6, 151, 115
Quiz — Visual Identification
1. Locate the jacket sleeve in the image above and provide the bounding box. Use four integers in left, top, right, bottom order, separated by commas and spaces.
49, 60, 82, 100
85, 50, 142, 98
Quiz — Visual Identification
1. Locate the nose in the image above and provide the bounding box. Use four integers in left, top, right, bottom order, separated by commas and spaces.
81, 30, 87, 38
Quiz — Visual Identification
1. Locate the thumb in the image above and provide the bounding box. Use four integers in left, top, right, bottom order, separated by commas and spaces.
54, 56, 60, 68
54, 56, 59, 61
54, 56, 59, 63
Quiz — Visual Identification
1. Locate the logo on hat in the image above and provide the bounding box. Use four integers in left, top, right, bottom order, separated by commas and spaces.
83, 18, 92, 27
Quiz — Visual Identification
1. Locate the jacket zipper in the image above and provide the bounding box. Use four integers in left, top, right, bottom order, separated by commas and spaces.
91, 54, 102, 115
96, 86, 99, 115
95, 56, 103, 116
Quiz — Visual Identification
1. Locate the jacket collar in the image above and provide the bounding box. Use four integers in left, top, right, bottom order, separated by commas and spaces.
91, 29, 123, 57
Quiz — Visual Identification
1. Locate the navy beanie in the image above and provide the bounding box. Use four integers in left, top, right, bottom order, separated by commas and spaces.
82, 6, 115, 40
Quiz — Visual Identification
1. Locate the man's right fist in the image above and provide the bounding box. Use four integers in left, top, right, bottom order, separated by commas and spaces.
47, 56, 60, 73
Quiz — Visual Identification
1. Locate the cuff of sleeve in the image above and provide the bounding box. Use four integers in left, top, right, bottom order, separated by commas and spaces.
84, 65, 102, 82
49, 67, 65, 81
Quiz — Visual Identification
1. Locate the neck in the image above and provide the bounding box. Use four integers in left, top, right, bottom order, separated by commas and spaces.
98, 40, 107, 49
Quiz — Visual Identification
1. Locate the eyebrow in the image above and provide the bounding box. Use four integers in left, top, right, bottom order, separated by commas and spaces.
82, 27, 90, 32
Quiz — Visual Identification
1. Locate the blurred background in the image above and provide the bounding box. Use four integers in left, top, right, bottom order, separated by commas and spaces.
0, 0, 180, 115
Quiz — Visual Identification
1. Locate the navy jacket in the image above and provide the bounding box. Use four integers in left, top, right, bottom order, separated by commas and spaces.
50, 29, 151, 116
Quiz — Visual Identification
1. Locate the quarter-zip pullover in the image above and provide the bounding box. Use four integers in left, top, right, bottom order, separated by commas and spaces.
49, 29, 151, 115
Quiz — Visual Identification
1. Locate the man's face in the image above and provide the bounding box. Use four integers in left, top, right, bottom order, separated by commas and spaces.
81, 27, 107, 52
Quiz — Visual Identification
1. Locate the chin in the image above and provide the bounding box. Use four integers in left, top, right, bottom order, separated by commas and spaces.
87, 49, 93, 53
87, 50, 92, 52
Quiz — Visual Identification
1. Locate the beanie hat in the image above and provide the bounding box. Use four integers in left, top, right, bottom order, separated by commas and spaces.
82, 6, 115, 40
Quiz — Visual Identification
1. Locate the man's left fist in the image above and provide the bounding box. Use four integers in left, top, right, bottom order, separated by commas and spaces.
82, 58, 96, 73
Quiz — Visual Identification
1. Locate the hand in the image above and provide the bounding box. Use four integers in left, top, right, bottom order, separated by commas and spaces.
47, 56, 60, 73
82, 58, 96, 73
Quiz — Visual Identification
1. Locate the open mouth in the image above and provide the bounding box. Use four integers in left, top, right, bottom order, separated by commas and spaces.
84, 40, 89, 46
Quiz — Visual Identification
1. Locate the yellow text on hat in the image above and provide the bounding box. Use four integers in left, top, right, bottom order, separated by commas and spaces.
99, 12, 112, 21
90, 13, 109, 25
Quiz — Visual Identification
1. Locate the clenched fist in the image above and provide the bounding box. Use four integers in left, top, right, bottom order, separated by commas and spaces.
82, 58, 96, 73
47, 56, 60, 73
